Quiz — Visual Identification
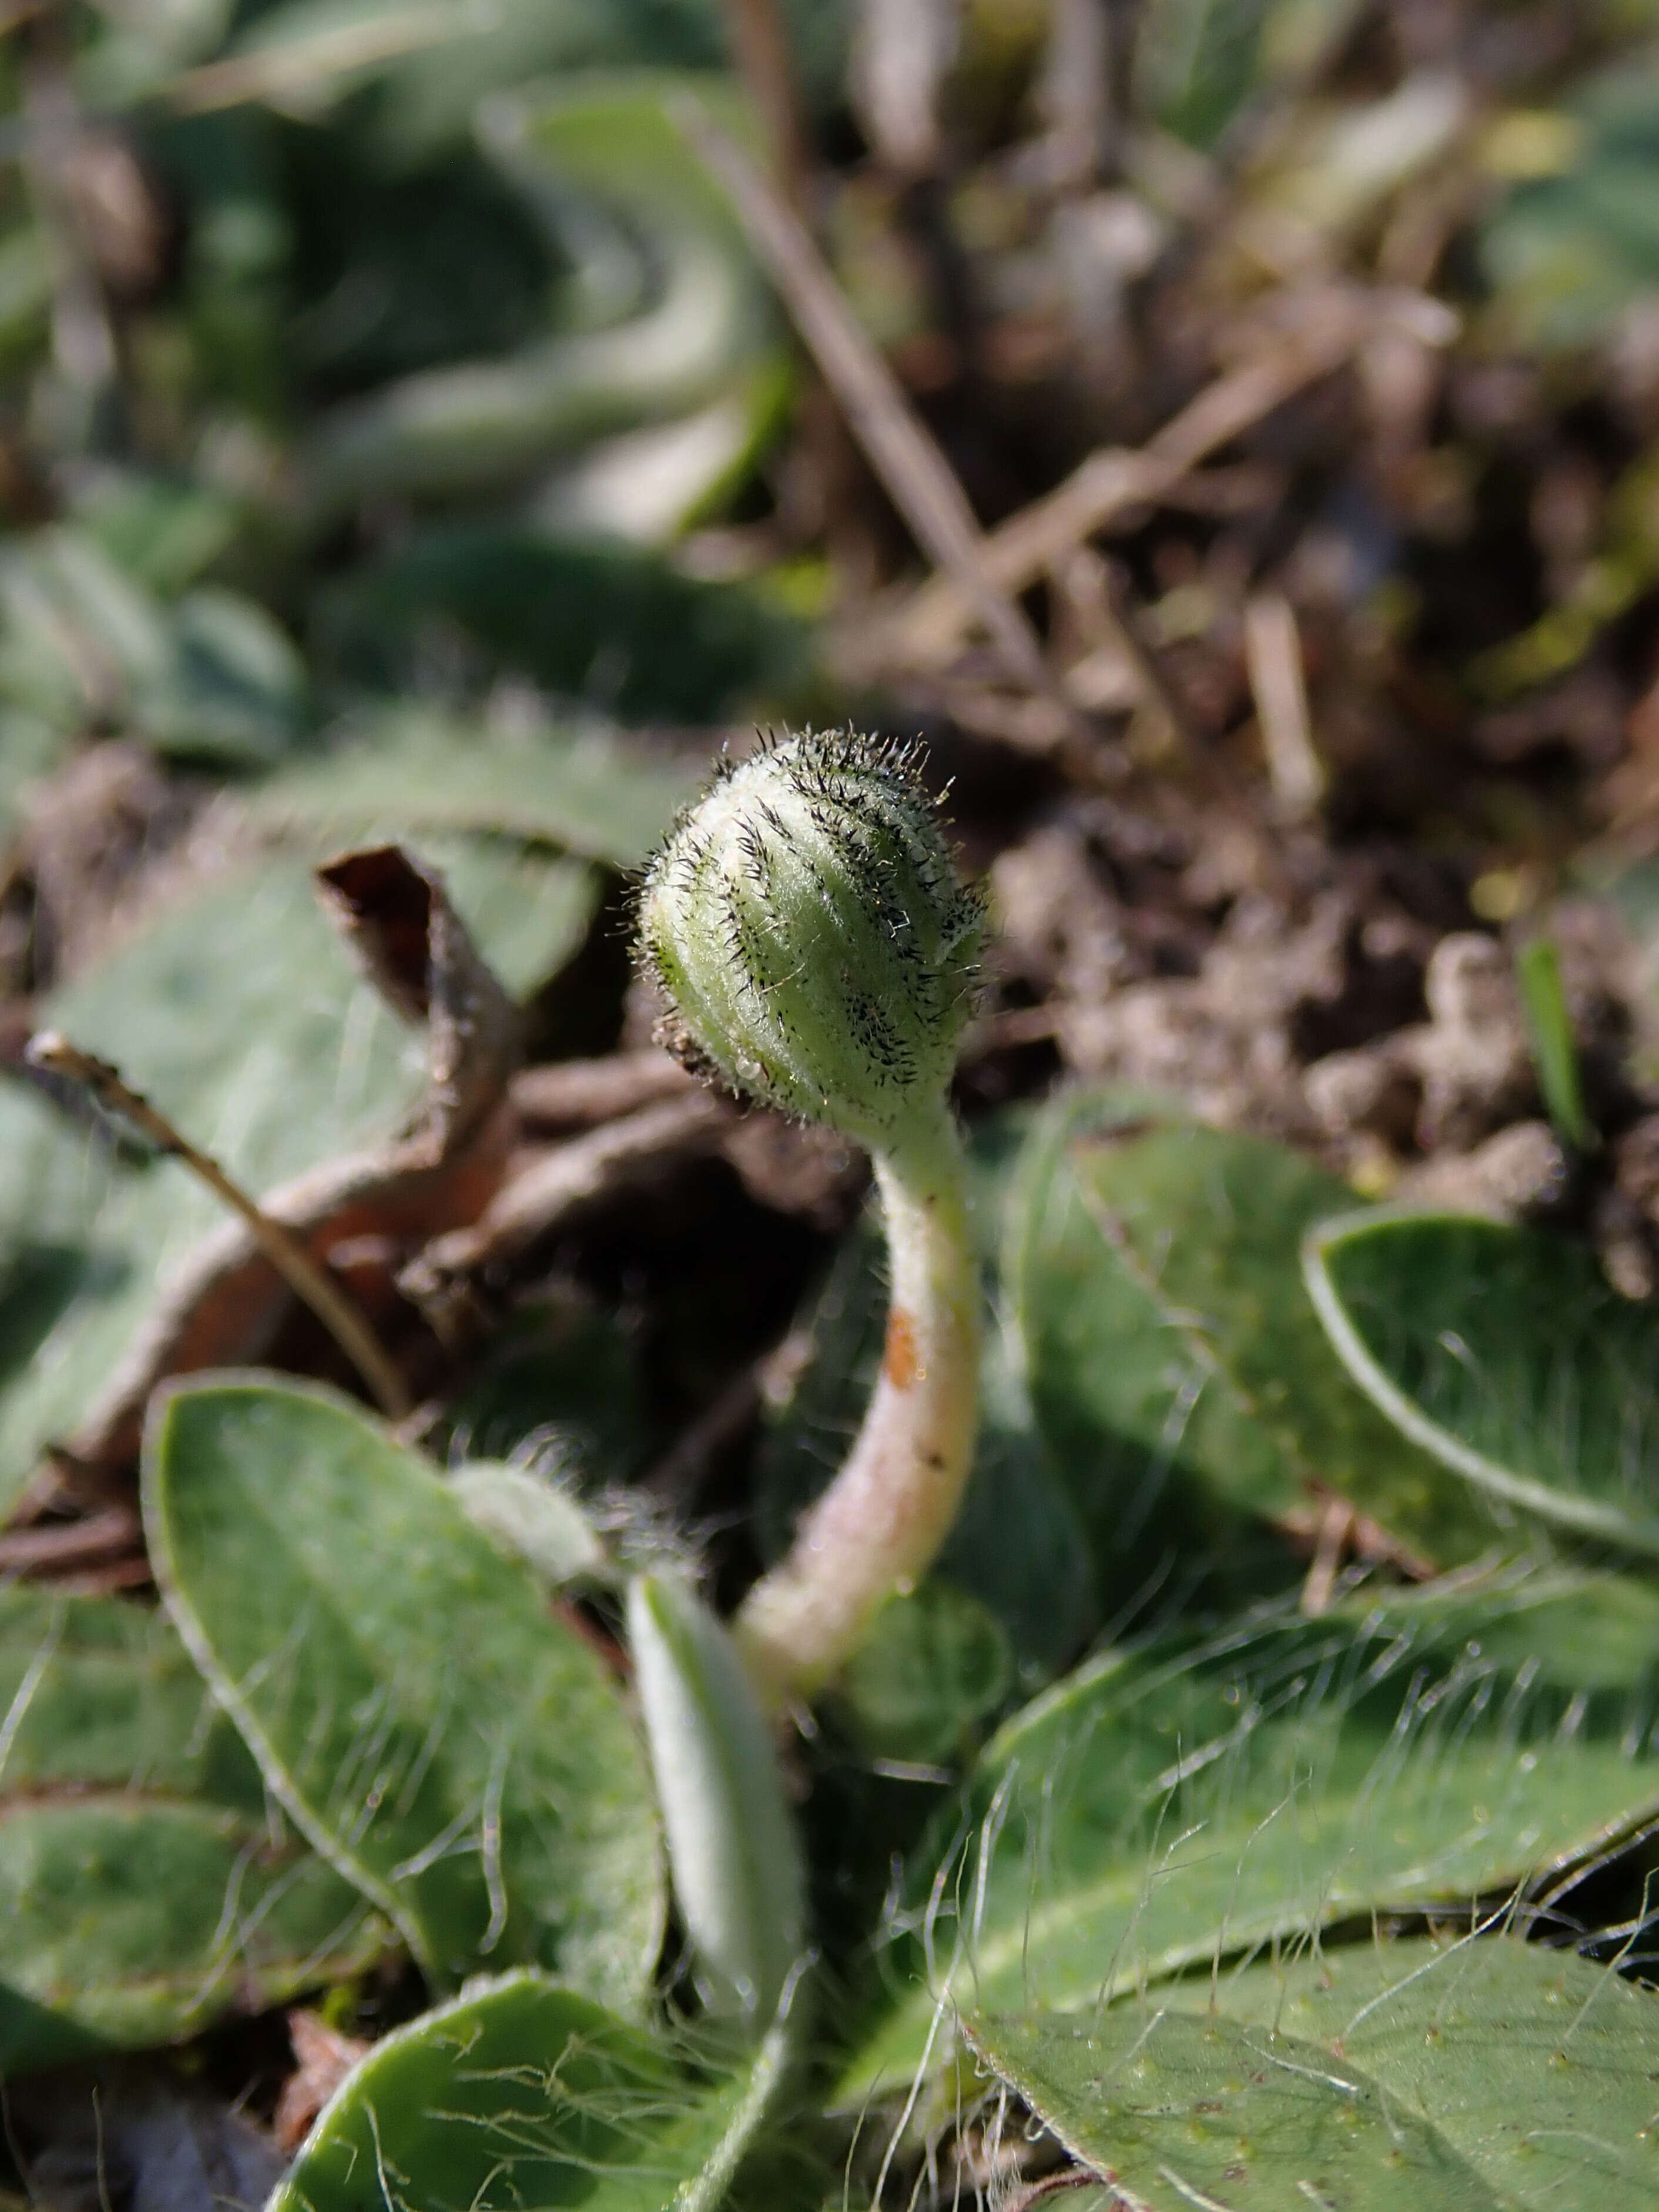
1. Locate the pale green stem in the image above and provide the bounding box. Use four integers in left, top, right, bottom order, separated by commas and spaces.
735, 1100, 980, 1709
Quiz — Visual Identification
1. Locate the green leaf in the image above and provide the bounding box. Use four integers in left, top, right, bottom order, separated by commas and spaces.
250, 704, 702, 867
69, 468, 243, 597
135, 585, 309, 764
1514, 936, 1594, 1149
0, 1580, 256, 1802
534, 372, 791, 547
0, 1798, 384, 2074
313, 530, 806, 727
1306, 1208, 1659, 1554
299, 75, 779, 510
1482, 62, 1659, 350
968, 1936, 1659, 2209
971, 2005, 1489, 2208
1135, 0, 1276, 149
837, 1569, 1659, 2101
1009, 1095, 1502, 1618
144, 1376, 663, 2003
274, 1970, 800, 2212
0, 1584, 387, 2071
834, 1582, 1013, 1768
0, 528, 306, 767
629, 1571, 807, 2030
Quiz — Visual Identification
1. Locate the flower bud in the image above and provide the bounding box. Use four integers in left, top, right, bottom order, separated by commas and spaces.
638, 729, 982, 1149
627, 1570, 806, 2030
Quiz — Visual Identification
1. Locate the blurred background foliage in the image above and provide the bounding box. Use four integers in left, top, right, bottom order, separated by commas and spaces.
16, 0, 1659, 2190
8, 0, 1659, 820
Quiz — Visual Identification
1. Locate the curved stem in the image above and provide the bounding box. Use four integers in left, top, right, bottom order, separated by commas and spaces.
735, 1102, 979, 1708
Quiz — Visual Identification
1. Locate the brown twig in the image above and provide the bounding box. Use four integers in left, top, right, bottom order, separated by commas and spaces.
1245, 590, 1325, 818
640, 1357, 767, 1503
510, 1050, 696, 1133
1095, 551, 1199, 757
1299, 1492, 1356, 1618
0, 1505, 138, 1574
165, 8, 461, 115
891, 292, 1373, 665
19, 14, 119, 434
718, 0, 812, 215
25, 1031, 412, 1420
672, 91, 1080, 728
398, 1092, 730, 1324
1003, 2174, 1110, 2211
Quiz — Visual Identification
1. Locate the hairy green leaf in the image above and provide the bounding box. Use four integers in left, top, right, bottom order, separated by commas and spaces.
0, 1581, 257, 1803
250, 704, 701, 866
1010, 1096, 1499, 1618
313, 530, 805, 727
0, 1798, 384, 2075
0, 1584, 387, 2071
1306, 1208, 1659, 1553
273, 1970, 800, 2212
973, 2004, 1488, 2208
839, 1570, 1659, 2100
0, 528, 307, 767
968, 1936, 1659, 2209
145, 1376, 663, 2003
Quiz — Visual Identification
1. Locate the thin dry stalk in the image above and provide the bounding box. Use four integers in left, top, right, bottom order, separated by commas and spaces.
510, 1050, 696, 1132
1245, 590, 1325, 818
1038, 0, 1112, 188
0, 1505, 138, 1573
1299, 1492, 1356, 1617
19, 19, 118, 416
25, 1031, 412, 1420
893, 295, 1372, 664
640, 1357, 768, 1503
1093, 550, 1198, 756
400, 1091, 729, 1320
166, 8, 461, 114
719, 0, 812, 213
672, 93, 1076, 724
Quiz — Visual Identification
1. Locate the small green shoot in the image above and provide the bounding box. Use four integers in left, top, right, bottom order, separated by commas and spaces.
1515, 933, 1596, 1150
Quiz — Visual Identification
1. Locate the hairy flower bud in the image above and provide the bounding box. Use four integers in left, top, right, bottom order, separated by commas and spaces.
636, 729, 985, 1707
638, 729, 982, 1149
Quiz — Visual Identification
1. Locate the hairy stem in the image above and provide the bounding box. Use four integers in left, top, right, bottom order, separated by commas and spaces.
735, 1101, 979, 1708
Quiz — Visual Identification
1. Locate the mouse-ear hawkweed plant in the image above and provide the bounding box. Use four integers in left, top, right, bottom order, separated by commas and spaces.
638, 729, 984, 1709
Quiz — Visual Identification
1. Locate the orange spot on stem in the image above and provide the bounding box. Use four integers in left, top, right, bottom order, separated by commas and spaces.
884, 1307, 919, 1388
